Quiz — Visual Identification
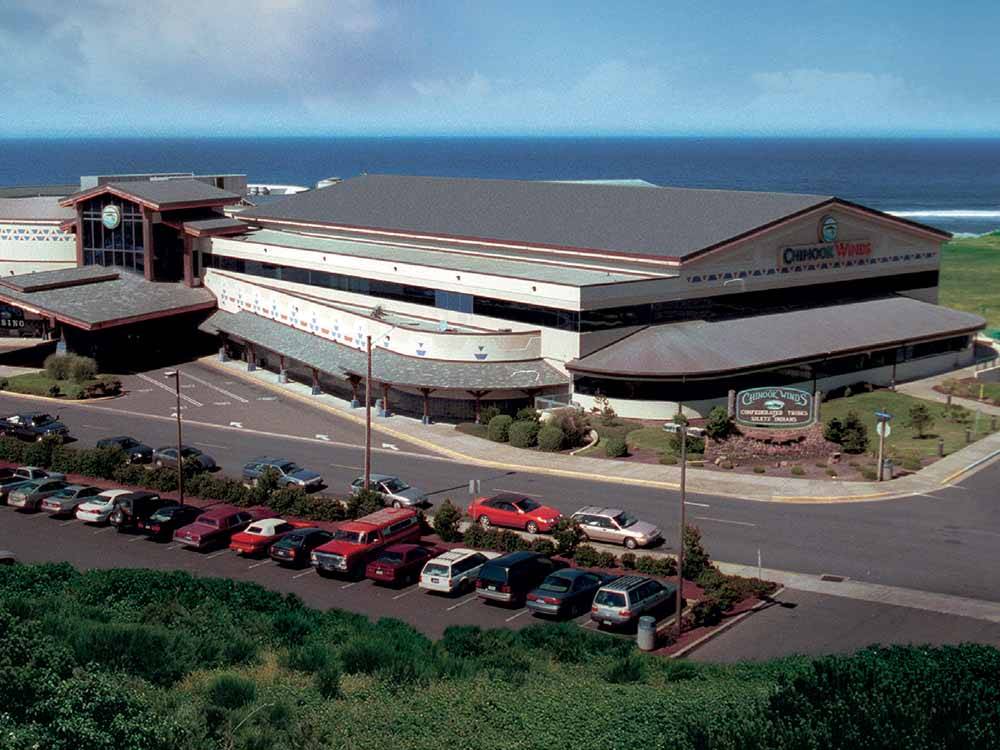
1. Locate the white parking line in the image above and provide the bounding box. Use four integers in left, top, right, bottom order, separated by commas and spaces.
340, 582, 358, 589
136, 373, 204, 407
212, 402, 232, 406
392, 589, 417, 600
329, 462, 360, 470
60, 520, 77, 526
180, 371, 250, 403
248, 560, 273, 569
93, 526, 114, 534
193, 441, 231, 450
165, 544, 181, 551
206, 550, 228, 559
446, 595, 478, 611
81, 424, 105, 429
685, 501, 711, 508
505, 609, 529, 622
693, 515, 757, 527
292, 569, 315, 579
127, 536, 144, 543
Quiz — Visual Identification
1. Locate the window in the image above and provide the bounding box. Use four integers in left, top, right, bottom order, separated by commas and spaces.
80, 195, 144, 274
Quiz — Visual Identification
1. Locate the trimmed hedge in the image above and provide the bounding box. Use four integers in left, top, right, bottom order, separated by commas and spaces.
537, 425, 565, 452
604, 436, 628, 457
487, 414, 514, 442
508, 419, 540, 448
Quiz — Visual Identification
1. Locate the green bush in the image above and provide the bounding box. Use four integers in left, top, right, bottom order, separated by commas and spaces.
548, 410, 592, 448
487, 414, 514, 442
691, 595, 725, 627
826, 468, 838, 476
704, 405, 733, 440
665, 414, 706, 455
284, 642, 333, 673
604, 435, 628, 457
861, 468, 878, 481
753, 465, 766, 474
825, 410, 869, 454
604, 654, 647, 684
69, 356, 98, 383
462, 525, 530, 554
595, 551, 618, 569
573, 544, 600, 568
790, 465, 805, 476
682, 524, 711, 580
508, 419, 540, 448
537, 425, 566, 452
551, 517, 582, 557
635, 555, 677, 577
207, 674, 257, 710
529, 538, 557, 557
478, 405, 502, 425
315, 662, 342, 699
345, 487, 384, 518
44, 353, 72, 380
620, 552, 636, 569
659, 453, 678, 465
432, 498, 463, 542
515, 406, 539, 422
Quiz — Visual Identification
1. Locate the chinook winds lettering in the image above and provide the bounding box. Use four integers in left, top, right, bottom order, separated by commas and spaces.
735, 387, 815, 428
781, 240, 873, 265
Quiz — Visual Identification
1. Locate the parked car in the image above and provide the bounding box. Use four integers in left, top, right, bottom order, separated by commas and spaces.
0, 412, 68, 442
243, 458, 323, 490
365, 544, 442, 585
311, 507, 422, 578
269, 527, 333, 567
349, 474, 429, 508
0, 467, 65, 504
571, 506, 662, 550
97, 436, 153, 463
109, 492, 173, 533
0, 550, 15, 565
590, 575, 678, 630
39, 484, 102, 515
75, 489, 132, 524
8, 479, 69, 511
467, 492, 563, 535
526, 569, 618, 619
137, 503, 205, 539
419, 548, 500, 594
475, 551, 559, 605
229, 518, 301, 556
153, 445, 216, 472
173, 505, 258, 550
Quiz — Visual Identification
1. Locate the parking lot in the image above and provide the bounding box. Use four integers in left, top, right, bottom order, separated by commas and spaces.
0, 501, 636, 639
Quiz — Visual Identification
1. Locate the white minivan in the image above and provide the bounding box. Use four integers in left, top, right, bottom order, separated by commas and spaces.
419, 548, 499, 594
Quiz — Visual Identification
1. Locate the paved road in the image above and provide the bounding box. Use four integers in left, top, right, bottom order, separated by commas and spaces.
2, 361, 999, 604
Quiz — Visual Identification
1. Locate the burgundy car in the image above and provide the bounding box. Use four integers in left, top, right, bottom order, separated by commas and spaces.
365, 544, 442, 586
173, 505, 258, 550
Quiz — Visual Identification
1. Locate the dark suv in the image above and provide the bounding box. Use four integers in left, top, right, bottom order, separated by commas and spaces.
475, 551, 558, 605
97, 436, 153, 463
137, 504, 204, 539
0, 413, 68, 442
109, 492, 173, 533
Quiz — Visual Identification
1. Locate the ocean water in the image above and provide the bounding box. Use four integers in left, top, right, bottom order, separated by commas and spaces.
1, 136, 999, 236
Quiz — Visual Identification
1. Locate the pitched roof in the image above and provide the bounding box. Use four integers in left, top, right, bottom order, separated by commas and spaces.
239, 174, 836, 261
60, 179, 240, 211
200, 309, 569, 390
0, 197, 76, 222
567, 297, 985, 378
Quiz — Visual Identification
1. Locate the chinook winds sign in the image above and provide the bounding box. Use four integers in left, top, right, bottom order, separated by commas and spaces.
735, 387, 815, 428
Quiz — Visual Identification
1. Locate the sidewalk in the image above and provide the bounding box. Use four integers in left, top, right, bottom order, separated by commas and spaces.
896, 361, 1000, 416
200, 356, 1000, 504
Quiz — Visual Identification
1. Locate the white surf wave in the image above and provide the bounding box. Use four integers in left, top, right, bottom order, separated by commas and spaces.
889, 210, 1000, 219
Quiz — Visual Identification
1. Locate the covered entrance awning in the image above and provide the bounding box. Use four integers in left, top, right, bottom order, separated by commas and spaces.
567, 296, 986, 379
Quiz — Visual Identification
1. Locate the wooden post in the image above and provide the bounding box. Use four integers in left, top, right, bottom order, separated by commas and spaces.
468, 390, 490, 423
420, 387, 435, 425
246, 343, 256, 371
141, 208, 154, 281
380, 382, 391, 417
310, 367, 321, 395
348, 375, 361, 407
182, 235, 194, 287
278, 354, 287, 383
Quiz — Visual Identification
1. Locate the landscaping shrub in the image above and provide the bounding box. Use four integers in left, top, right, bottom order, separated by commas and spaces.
899, 455, 923, 471
861, 468, 878, 481
487, 414, 514, 442
69, 356, 98, 383
43, 353, 72, 380
682, 524, 711, 580
529, 538, 557, 557
659, 454, 678, 465
315, 662, 342, 699
635, 555, 676, 577
824, 410, 869, 453
720, 460, 734, 470
284, 642, 334, 673
537, 425, 566, 452
620, 552, 636, 569
207, 674, 257, 710
753, 465, 766, 474
790, 465, 805, 476
462, 525, 529, 554
345, 487, 384, 518
551, 517, 582, 557
478, 405, 501, 425
604, 654, 647, 684
594, 551, 618, 569
432, 498, 463, 542
905, 402, 935, 438
573, 544, 600, 568
508, 419, 540, 448
589, 392, 619, 426
665, 414, 706, 455
515, 406, 539, 422
691, 595, 726, 627
704, 405, 733, 440
548, 410, 592, 448
826, 468, 838, 476
604, 435, 628, 457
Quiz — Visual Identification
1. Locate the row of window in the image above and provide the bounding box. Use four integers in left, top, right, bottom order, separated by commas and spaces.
573, 334, 972, 401
204, 253, 938, 334
83, 249, 145, 273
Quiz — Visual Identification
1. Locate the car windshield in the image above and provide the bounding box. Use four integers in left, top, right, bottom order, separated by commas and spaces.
539, 576, 574, 593
377, 551, 404, 563
594, 591, 627, 607
180, 448, 201, 458
31, 415, 54, 425
119, 438, 138, 449
383, 478, 408, 493
277, 462, 301, 474
514, 498, 541, 512
612, 512, 638, 528
423, 563, 449, 576
333, 530, 362, 543
245, 525, 265, 535
149, 509, 174, 522
52, 489, 75, 498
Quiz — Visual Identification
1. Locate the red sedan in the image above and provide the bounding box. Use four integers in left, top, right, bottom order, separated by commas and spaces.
365, 544, 442, 585
467, 492, 563, 535
229, 518, 308, 556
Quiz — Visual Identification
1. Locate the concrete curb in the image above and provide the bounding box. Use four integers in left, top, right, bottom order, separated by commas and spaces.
0, 389, 122, 406
670, 587, 786, 659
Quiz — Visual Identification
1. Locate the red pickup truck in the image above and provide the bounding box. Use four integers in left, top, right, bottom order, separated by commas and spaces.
311, 507, 422, 578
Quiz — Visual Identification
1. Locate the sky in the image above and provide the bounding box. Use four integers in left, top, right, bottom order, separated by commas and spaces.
0, 0, 997, 137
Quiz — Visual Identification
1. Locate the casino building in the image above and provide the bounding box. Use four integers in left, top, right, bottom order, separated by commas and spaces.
0, 172, 988, 420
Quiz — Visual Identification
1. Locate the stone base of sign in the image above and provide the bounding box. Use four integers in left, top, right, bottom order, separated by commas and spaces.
706, 424, 838, 463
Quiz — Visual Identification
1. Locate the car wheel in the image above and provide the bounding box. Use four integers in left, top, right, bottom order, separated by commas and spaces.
155, 459, 164, 468
316, 568, 333, 579
392, 500, 402, 509
526, 521, 539, 535
624, 537, 638, 550
478, 515, 491, 529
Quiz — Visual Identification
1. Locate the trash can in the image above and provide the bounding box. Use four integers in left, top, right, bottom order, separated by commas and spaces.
637, 615, 657, 652
881, 459, 894, 479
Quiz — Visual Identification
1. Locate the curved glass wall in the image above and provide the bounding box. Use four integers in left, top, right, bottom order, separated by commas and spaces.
81, 196, 145, 275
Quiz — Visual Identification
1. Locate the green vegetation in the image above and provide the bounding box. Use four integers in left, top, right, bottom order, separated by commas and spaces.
537, 424, 566, 451
508, 418, 540, 448
940, 234, 1000, 330
941, 377, 1000, 406
2, 564, 997, 750
0, 353, 122, 399
486, 413, 513, 442
431, 498, 463, 542
821, 390, 995, 459
603, 434, 628, 457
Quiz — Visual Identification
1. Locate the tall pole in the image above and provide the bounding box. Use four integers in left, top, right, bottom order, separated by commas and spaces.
677, 426, 686, 640
876, 419, 886, 482
170, 371, 184, 505
364, 335, 372, 492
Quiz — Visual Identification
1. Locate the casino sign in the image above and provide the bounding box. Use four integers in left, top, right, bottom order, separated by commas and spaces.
780, 239, 873, 266
735, 387, 815, 428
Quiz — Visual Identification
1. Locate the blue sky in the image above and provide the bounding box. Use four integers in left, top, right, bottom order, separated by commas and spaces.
1, 0, 997, 137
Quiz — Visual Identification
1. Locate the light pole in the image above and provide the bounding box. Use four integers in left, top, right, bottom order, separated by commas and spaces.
663, 419, 705, 639
364, 335, 372, 492
165, 370, 184, 505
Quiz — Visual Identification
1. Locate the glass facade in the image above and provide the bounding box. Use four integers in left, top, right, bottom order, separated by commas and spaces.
204, 253, 938, 334
81, 196, 145, 275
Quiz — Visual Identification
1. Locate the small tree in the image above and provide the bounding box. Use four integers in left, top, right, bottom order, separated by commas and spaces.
906, 403, 935, 439
552, 517, 582, 557
704, 406, 733, 441
432, 498, 463, 542
840, 411, 870, 454
682, 524, 711, 580
823, 416, 845, 444
590, 392, 619, 426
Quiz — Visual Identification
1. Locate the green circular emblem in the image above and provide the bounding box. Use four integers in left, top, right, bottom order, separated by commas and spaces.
819, 215, 838, 243
101, 204, 121, 230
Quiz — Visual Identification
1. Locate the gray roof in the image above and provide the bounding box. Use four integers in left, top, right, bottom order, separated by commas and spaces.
64, 178, 239, 209
0, 197, 76, 221
568, 297, 986, 378
240, 174, 833, 261
183, 217, 249, 234
0, 185, 77, 199
0, 267, 216, 330
201, 310, 569, 390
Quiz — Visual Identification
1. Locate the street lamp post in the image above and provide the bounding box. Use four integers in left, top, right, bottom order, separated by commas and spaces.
165, 370, 184, 505
663, 419, 704, 640
364, 335, 372, 492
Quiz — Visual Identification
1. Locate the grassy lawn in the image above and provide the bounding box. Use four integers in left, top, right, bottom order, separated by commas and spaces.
940, 377, 1000, 406
455, 422, 489, 439
0, 371, 118, 400
940, 234, 1000, 332
820, 389, 996, 460
626, 425, 673, 453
